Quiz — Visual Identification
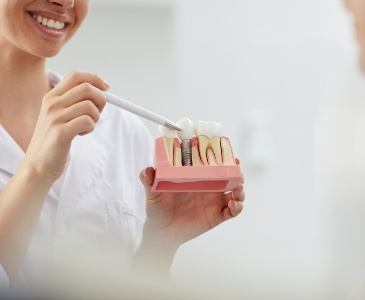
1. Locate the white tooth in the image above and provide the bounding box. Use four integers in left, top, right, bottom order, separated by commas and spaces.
159, 125, 176, 138
55, 21, 62, 30
211, 122, 223, 138
195, 121, 224, 165
159, 125, 175, 166
37, 15, 43, 24
194, 121, 211, 138
47, 19, 55, 28
42, 18, 48, 26
221, 137, 235, 165
176, 118, 194, 140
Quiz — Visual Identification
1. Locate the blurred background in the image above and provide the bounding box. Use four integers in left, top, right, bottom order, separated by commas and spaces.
48, 0, 362, 299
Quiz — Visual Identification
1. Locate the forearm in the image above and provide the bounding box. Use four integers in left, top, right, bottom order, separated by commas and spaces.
132, 224, 178, 280
0, 161, 53, 281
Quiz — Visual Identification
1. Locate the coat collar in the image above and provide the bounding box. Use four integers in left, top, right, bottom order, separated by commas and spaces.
0, 125, 24, 176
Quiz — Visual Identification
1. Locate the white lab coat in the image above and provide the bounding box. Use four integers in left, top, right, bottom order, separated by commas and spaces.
316, 63, 365, 299
0, 73, 154, 290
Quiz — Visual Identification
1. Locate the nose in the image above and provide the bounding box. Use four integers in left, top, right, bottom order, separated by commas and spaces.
48, 0, 74, 8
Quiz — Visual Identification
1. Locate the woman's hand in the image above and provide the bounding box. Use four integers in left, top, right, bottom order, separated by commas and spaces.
24, 72, 109, 182
135, 166, 245, 276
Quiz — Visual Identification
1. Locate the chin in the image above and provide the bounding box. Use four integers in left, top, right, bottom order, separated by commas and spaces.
27, 44, 63, 58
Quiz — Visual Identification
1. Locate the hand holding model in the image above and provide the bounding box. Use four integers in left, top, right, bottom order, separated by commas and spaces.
136, 118, 245, 276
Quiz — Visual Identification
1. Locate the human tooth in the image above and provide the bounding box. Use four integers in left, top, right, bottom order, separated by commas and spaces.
173, 139, 182, 167
47, 19, 55, 28
191, 137, 203, 166
194, 121, 223, 166
176, 118, 194, 166
33, 14, 65, 30
159, 125, 176, 166
221, 137, 235, 165
55, 21, 64, 30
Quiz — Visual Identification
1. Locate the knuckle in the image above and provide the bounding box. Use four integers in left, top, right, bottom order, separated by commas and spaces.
69, 71, 82, 81
53, 126, 68, 144
80, 82, 93, 93
82, 115, 95, 130
43, 97, 59, 113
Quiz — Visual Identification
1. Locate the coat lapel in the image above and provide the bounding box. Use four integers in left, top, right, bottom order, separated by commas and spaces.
54, 109, 114, 236
0, 125, 25, 177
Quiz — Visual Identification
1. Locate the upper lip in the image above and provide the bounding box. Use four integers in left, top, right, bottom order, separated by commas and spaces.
26, 10, 72, 25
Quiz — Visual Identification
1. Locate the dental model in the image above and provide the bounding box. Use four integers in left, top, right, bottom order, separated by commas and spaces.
158, 119, 236, 167
159, 125, 176, 166
194, 121, 224, 166
152, 118, 242, 192
176, 118, 195, 166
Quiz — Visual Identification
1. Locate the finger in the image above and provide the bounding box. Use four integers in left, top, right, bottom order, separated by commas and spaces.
49, 71, 109, 97
53, 83, 107, 113
63, 115, 96, 140
139, 167, 162, 201
228, 200, 244, 217
56, 100, 101, 124
222, 200, 244, 220
224, 184, 244, 202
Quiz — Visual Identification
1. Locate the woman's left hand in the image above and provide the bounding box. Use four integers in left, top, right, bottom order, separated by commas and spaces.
138, 166, 245, 253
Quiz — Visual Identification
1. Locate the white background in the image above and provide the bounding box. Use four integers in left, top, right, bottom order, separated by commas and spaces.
48, 0, 357, 298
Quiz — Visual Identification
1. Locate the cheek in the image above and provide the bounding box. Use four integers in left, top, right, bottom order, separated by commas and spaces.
0, 3, 20, 42
75, 1, 89, 27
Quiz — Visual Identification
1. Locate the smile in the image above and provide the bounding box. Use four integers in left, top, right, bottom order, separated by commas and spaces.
28, 12, 66, 31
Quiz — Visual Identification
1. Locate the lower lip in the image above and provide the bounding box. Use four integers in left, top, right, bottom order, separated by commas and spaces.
26, 12, 67, 40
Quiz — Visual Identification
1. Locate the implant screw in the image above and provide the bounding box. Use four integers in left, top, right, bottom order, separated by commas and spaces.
181, 139, 192, 166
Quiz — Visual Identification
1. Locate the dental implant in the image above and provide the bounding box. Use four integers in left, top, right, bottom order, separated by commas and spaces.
176, 118, 195, 166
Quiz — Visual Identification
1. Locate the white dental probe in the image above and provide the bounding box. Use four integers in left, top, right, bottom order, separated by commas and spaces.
106, 92, 181, 131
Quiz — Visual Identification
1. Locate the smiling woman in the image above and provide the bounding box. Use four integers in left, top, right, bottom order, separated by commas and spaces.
0, 0, 244, 297
0, 0, 86, 57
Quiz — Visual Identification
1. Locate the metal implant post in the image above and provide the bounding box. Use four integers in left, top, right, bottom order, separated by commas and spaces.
181, 139, 192, 166
176, 117, 195, 167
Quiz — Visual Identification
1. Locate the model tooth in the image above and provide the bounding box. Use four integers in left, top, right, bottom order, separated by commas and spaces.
221, 137, 235, 165
176, 118, 194, 140
191, 137, 204, 166
207, 148, 217, 166
194, 121, 224, 166
173, 139, 182, 167
176, 118, 194, 166
210, 122, 223, 165
159, 125, 176, 138
194, 121, 210, 137
159, 125, 176, 166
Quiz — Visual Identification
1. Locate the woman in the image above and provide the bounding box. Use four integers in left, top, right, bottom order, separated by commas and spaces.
0, 0, 245, 292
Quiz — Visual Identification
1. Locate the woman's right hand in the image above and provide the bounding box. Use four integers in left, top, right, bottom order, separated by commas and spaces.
24, 72, 109, 183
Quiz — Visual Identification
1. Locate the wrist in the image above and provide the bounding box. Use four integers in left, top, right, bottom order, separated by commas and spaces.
18, 160, 55, 189
133, 224, 179, 276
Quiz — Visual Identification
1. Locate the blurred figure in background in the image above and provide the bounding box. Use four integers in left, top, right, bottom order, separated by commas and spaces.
317, 0, 365, 298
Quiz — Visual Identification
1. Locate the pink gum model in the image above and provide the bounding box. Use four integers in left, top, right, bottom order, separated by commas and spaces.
151, 137, 244, 193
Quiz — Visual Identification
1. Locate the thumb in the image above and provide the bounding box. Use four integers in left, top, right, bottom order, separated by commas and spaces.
139, 167, 161, 201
